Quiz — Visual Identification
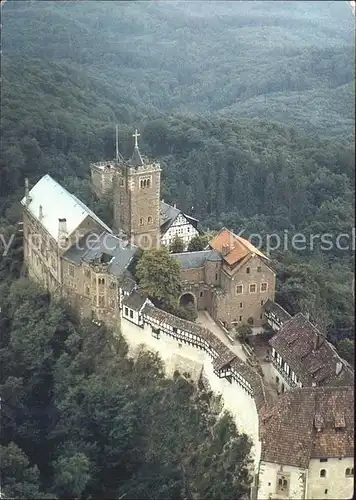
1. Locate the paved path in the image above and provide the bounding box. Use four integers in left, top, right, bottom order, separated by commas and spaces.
197, 311, 247, 362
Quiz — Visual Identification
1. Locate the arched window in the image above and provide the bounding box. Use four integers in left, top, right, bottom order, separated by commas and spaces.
140, 218, 144, 226
320, 469, 327, 478
148, 216, 152, 224
146, 178, 150, 187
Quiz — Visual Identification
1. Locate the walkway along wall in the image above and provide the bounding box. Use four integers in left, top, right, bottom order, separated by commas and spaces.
119, 292, 269, 471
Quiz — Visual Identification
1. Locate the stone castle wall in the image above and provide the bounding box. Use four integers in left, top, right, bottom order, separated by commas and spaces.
119, 301, 263, 472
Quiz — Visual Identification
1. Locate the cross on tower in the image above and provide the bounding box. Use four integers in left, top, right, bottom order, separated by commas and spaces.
133, 129, 140, 149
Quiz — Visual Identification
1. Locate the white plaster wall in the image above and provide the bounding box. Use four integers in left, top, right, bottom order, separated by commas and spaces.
120, 316, 261, 471
258, 461, 307, 500
307, 457, 354, 500
161, 216, 199, 248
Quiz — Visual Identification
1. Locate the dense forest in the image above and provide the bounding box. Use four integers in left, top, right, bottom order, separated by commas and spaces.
0, 280, 252, 499
0, 1, 354, 497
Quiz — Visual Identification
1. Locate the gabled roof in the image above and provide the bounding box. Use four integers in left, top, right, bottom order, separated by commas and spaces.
160, 201, 199, 234
260, 386, 354, 468
122, 290, 149, 312
269, 313, 354, 387
263, 299, 292, 324
209, 228, 268, 267
63, 231, 137, 277
21, 174, 112, 241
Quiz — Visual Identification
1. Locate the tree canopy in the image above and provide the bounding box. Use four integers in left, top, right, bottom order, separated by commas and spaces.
0, 279, 253, 499
136, 247, 182, 309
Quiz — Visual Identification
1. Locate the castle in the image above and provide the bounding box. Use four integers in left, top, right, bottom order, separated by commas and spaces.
21, 131, 354, 500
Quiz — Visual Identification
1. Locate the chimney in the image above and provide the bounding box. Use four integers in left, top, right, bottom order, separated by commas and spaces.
58, 218, 68, 246
25, 178, 31, 207
39, 205, 44, 220
336, 361, 343, 375
221, 243, 230, 256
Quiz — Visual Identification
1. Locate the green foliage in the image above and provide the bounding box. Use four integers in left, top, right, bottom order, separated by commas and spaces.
236, 324, 253, 341
187, 234, 209, 252
337, 339, 355, 367
136, 247, 182, 308
0, 279, 253, 499
0, 442, 51, 499
169, 235, 185, 253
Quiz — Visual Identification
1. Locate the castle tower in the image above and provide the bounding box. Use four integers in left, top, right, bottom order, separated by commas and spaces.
113, 129, 161, 250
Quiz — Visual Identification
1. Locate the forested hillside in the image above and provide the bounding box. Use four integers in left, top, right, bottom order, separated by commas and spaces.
2, 1, 354, 139
0, 2, 354, 496
0, 280, 252, 498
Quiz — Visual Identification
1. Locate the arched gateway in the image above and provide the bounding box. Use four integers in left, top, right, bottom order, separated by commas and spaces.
179, 292, 197, 309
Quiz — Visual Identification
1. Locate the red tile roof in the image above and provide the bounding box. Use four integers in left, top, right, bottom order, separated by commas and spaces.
269, 313, 354, 387
209, 228, 268, 267
260, 386, 354, 468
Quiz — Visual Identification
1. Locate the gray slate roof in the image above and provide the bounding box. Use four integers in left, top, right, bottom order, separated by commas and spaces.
21, 174, 112, 241
64, 231, 137, 277
129, 146, 144, 167
173, 250, 221, 269
122, 290, 148, 311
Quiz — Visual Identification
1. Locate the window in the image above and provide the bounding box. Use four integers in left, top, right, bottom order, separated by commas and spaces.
240, 303, 243, 308
246, 267, 250, 274
320, 458, 328, 463
215, 273, 218, 280
236, 285, 243, 294
85, 285, 90, 296
345, 468, 354, 477
68, 264, 75, 277
129, 310, 133, 319
276, 376, 279, 383
140, 218, 144, 226
98, 277, 105, 285
249, 283, 257, 293
110, 281, 116, 289
261, 282, 268, 292
320, 469, 327, 478
84, 268, 91, 279
260, 313, 263, 319
239, 316, 243, 321
120, 177, 124, 186
257, 266, 261, 272
261, 299, 264, 306
124, 307, 129, 316
325, 489, 328, 494
276, 473, 290, 496
140, 177, 151, 189
98, 295, 105, 307
200, 291, 203, 297
148, 216, 152, 224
